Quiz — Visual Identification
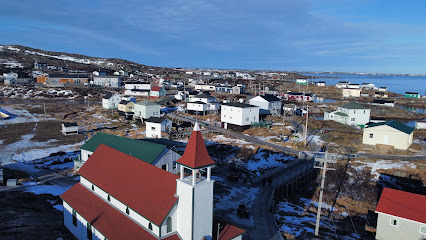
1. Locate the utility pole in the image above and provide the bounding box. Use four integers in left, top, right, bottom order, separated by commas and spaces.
314, 151, 336, 236
304, 105, 309, 146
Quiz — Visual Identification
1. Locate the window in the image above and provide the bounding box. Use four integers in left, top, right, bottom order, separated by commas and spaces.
246, 117, 249, 121
151, 127, 156, 130
354, 110, 356, 113
172, 161, 177, 169
390, 218, 398, 226
126, 207, 130, 215
167, 217, 172, 233
162, 164, 167, 171
420, 226, 426, 234
107, 195, 111, 201
87, 223, 92, 240
364, 110, 365, 114
72, 210, 77, 227
148, 222, 153, 231
351, 118, 355, 121
91, 185, 94, 191
369, 134, 374, 138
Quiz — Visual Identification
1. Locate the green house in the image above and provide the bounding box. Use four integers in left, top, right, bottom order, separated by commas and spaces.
404, 92, 420, 98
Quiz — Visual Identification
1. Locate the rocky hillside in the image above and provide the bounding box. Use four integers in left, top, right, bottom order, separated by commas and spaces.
0, 44, 165, 75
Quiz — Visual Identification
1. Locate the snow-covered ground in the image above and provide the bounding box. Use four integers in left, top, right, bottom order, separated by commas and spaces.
245, 148, 294, 175
352, 160, 416, 178
213, 176, 259, 227
0, 86, 79, 99
210, 134, 252, 146
0, 106, 40, 124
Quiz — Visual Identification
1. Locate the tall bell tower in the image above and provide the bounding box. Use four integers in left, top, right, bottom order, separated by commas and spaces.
176, 122, 215, 240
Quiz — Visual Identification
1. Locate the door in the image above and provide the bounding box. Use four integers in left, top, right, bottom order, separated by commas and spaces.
384, 135, 389, 144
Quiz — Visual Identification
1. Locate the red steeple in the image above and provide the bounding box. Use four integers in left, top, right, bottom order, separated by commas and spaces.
176, 123, 215, 169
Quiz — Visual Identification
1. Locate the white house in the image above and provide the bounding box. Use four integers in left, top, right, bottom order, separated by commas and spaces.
62, 122, 78, 135
133, 100, 161, 120
63, 123, 245, 240
75, 132, 181, 174
375, 188, 426, 240
379, 87, 388, 92
316, 81, 326, 86
342, 88, 361, 98
362, 120, 414, 150
124, 82, 151, 96
347, 84, 360, 89
150, 86, 166, 98
221, 103, 259, 132
102, 92, 121, 109
145, 117, 172, 138
361, 83, 375, 89
416, 120, 426, 130
194, 84, 216, 91
324, 102, 371, 128
189, 93, 216, 104
93, 76, 122, 87
3, 72, 18, 80
249, 94, 282, 115
296, 79, 307, 84
373, 99, 394, 107
187, 101, 208, 115
336, 81, 350, 88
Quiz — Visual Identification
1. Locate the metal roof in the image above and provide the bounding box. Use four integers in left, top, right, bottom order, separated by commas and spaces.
81, 132, 167, 164
366, 120, 414, 134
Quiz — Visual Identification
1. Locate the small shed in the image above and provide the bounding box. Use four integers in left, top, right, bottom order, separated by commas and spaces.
7, 179, 17, 186
62, 122, 78, 135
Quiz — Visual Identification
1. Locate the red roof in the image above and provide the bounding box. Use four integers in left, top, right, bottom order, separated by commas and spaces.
151, 86, 163, 91
77, 144, 178, 226
176, 125, 215, 169
376, 188, 426, 224
61, 184, 181, 240
219, 224, 245, 240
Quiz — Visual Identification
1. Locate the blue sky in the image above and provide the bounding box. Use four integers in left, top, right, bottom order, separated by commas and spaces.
1, 0, 426, 74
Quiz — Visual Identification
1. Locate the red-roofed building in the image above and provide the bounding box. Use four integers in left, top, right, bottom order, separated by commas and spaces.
375, 188, 426, 240
150, 86, 166, 98
61, 123, 245, 240
219, 224, 246, 240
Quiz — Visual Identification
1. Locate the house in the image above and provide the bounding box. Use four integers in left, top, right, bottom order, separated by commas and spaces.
150, 86, 166, 98
4, 78, 17, 85
375, 188, 426, 240
379, 87, 388, 92
286, 92, 314, 102
194, 84, 216, 91
117, 100, 135, 118
283, 104, 297, 115
124, 82, 151, 96
215, 85, 234, 94
221, 103, 259, 131
62, 123, 242, 240
121, 95, 136, 103
146, 117, 172, 138
249, 94, 282, 115
93, 75, 122, 87
316, 81, 326, 86
133, 100, 161, 120
102, 92, 121, 109
296, 79, 307, 85
374, 91, 388, 98
373, 99, 395, 107
335, 81, 350, 88
342, 88, 361, 98
361, 83, 375, 89
362, 120, 414, 150
62, 122, 78, 135
404, 92, 420, 98
347, 84, 360, 89
3, 72, 18, 81
75, 132, 181, 173
259, 86, 279, 95
416, 121, 426, 130
360, 92, 370, 97
189, 93, 216, 104
187, 101, 208, 115
219, 225, 246, 240
47, 74, 89, 86
34, 62, 48, 70
324, 102, 371, 128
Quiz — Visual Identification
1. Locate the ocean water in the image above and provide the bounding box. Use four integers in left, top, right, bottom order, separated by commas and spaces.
301, 73, 426, 96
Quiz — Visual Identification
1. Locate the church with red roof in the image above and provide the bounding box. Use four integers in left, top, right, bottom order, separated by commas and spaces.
61, 122, 245, 240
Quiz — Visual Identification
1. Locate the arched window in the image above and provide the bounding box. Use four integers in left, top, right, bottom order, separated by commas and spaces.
91, 185, 94, 191
87, 223, 92, 240
148, 222, 152, 231
107, 195, 110, 201
126, 207, 129, 215
166, 217, 172, 233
